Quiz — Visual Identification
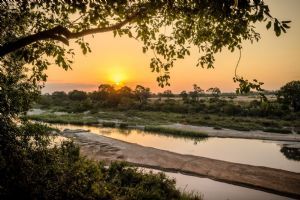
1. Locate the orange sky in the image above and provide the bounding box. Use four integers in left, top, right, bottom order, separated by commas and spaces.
44, 0, 300, 93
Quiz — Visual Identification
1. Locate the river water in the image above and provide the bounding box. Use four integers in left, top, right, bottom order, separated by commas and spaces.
142, 168, 293, 200
47, 123, 298, 200
50, 123, 300, 173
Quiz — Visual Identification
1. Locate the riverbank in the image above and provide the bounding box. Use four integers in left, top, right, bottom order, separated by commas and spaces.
159, 124, 300, 142
61, 129, 300, 199
27, 109, 300, 134
27, 109, 300, 142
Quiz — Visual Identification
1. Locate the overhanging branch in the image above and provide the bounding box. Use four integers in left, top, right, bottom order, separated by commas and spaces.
0, 12, 139, 57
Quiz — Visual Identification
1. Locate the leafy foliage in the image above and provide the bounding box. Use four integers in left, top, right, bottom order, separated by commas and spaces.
0, 56, 41, 118
206, 87, 221, 98
33, 82, 300, 119
0, 0, 289, 87
0, 120, 199, 199
233, 76, 267, 102
134, 85, 151, 104
277, 80, 300, 111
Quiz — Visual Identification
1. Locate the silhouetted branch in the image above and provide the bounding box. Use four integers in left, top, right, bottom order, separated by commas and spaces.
0, 12, 139, 57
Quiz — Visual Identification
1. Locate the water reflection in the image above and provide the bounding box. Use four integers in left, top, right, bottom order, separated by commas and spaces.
100, 127, 207, 144
47, 123, 300, 173
141, 168, 294, 200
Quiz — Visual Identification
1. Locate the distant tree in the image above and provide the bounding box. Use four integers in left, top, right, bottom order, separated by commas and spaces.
96, 84, 121, 106
97, 84, 115, 99
117, 86, 133, 98
36, 94, 52, 108
189, 84, 204, 102
49, 91, 68, 106
179, 91, 189, 103
68, 90, 87, 101
134, 85, 151, 104
277, 81, 300, 111
207, 87, 221, 98
52, 91, 68, 100
162, 90, 174, 99
88, 91, 102, 102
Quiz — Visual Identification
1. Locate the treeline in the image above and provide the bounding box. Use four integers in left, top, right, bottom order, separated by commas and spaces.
39, 84, 151, 112
37, 81, 300, 118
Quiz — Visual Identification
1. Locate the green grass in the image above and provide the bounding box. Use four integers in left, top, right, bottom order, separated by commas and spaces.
26, 109, 298, 134
27, 114, 98, 125
144, 126, 208, 138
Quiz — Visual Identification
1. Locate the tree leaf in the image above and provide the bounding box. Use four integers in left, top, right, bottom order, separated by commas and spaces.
266, 21, 272, 30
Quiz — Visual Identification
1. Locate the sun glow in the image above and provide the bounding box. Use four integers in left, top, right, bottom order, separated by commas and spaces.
112, 73, 124, 85
109, 68, 127, 86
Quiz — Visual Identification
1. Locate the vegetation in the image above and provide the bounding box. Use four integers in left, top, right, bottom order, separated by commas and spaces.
0, 121, 200, 200
262, 128, 292, 134
0, 0, 290, 87
27, 113, 99, 125
280, 147, 300, 161
145, 126, 208, 138
277, 81, 300, 112
37, 82, 300, 119
27, 109, 300, 134
0, 0, 292, 199
102, 122, 116, 128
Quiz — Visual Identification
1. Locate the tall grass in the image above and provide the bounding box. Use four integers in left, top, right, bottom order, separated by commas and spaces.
27, 114, 98, 125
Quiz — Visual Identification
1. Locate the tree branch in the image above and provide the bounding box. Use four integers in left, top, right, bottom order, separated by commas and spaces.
0, 12, 140, 57
0, 27, 70, 57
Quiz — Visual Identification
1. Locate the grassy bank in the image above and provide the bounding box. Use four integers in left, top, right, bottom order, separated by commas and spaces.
26, 114, 98, 125
26, 109, 299, 134
145, 126, 208, 138
263, 128, 292, 134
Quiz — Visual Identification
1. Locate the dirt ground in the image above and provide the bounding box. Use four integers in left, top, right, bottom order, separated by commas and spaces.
62, 130, 300, 199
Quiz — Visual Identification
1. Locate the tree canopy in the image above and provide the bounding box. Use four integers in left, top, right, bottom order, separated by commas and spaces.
0, 0, 290, 97
277, 81, 300, 112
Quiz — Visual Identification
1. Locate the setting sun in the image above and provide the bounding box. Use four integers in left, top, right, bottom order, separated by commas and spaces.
112, 73, 124, 85
108, 67, 127, 86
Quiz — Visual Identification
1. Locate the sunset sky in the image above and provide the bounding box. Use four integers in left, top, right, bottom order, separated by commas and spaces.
44, 0, 300, 94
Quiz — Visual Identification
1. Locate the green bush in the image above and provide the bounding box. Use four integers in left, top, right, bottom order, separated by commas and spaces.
0, 121, 201, 200
102, 122, 116, 127
213, 126, 223, 130
263, 128, 292, 134
119, 122, 128, 129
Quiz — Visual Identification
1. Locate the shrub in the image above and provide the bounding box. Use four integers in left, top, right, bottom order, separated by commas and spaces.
0, 121, 201, 199
222, 104, 242, 115
213, 126, 223, 130
263, 128, 292, 134
102, 122, 116, 127
119, 123, 128, 129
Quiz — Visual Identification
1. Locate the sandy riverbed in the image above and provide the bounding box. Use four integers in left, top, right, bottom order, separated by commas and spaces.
61, 129, 300, 199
